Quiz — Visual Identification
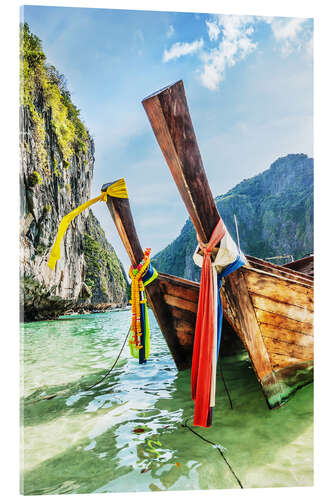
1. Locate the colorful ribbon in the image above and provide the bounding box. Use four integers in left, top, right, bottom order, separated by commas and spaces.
47, 178, 128, 270
191, 219, 246, 427
129, 250, 158, 364
191, 219, 226, 427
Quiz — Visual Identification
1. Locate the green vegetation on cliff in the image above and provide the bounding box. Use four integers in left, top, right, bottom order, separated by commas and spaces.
20, 22, 89, 172
20, 24, 129, 319
152, 154, 313, 281
84, 212, 129, 305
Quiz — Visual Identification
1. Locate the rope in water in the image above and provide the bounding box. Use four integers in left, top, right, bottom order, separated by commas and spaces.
29, 316, 242, 488
181, 415, 243, 489
219, 358, 233, 410
85, 325, 131, 390
28, 326, 131, 404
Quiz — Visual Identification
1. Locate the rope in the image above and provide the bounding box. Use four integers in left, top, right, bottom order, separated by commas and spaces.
85, 325, 131, 390
27, 326, 131, 404
182, 415, 243, 489
219, 358, 233, 410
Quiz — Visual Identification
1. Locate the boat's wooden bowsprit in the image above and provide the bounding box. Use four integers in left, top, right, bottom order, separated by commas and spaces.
101, 181, 198, 370
142, 80, 314, 409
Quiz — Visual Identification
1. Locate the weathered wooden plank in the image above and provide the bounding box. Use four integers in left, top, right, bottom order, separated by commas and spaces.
243, 260, 313, 288
220, 286, 244, 341
245, 262, 313, 287
158, 280, 199, 303
176, 331, 194, 348
255, 309, 313, 336
263, 335, 313, 361
158, 271, 200, 289
164, 294, 198, 313
174, 318, 195, 335
171, 306, 197, 324
270, 352, 307, 369
250, 293, 313, 324
261, 323, 313, 352
284, 255, 314, 277
245, 260, 313, 286
223, 269, 273, 380
244, 267, 314, 310
247, 255, 313, 283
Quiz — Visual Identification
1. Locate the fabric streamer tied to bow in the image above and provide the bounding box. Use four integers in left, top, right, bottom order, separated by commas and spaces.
47, 177, 158, 364
47, 178, 128, 270
192, 219, 246, 427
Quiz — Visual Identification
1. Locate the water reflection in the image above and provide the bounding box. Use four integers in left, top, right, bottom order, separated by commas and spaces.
21, 309, 313, 494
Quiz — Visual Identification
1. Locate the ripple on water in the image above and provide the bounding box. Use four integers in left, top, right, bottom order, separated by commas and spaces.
21, 309, 313, 494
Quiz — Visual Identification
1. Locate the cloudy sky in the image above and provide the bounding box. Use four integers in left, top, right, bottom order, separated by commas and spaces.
22, 6, 313, 269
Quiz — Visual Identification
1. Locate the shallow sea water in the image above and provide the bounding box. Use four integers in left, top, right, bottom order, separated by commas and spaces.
21, 309, 313, 494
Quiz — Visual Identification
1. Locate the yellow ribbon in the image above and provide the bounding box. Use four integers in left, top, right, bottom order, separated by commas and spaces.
48, 178, 128, 270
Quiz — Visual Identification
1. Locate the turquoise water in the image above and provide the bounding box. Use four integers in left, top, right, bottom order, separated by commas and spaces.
21, 309, 313, 494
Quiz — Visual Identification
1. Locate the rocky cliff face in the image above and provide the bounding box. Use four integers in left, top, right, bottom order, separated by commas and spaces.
83, 211, 129, 309
20, 23, 128, 321
152, 154, 314, 281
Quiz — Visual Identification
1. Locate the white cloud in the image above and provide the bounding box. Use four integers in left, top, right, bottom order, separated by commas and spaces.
206, 20, 219, 41
269, 18, 304, 41
200, 16, 257, 91
161, 15, 312, 91
167, 25, 174, 38
217, 15, 255, 40
163, 38, 204, 62
265, 17, 311, 57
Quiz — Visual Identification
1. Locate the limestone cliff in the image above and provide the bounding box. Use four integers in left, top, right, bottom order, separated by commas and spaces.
83, 211, 129, 309
20, 23, 128, 321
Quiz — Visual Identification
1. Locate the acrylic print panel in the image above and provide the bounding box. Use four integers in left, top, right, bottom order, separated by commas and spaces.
20, 2, 313, 495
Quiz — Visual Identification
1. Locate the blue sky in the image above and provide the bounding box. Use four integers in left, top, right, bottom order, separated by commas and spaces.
22, 6, 313, 269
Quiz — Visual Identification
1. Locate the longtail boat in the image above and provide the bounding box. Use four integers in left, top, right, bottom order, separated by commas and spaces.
101, 180, 199, 371
139, 80, 314, 410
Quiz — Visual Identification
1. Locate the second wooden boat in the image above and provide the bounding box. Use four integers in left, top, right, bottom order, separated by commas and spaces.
140, 80, 314, 409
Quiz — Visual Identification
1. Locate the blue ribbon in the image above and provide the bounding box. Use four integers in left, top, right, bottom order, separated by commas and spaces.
210, 249, 246, 421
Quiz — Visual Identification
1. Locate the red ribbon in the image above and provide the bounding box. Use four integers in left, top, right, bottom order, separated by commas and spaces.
191, 218, 226, 427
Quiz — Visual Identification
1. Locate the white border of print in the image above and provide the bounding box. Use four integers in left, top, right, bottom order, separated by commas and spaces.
2, 1, 331, 500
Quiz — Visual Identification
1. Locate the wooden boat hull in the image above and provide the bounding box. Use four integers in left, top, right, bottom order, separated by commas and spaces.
146, 272, 198, 370
155, 257, 314, 409
221, 257, 313, 408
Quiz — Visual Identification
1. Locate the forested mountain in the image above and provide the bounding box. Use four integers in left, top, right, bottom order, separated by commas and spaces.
152, 154, 313, 282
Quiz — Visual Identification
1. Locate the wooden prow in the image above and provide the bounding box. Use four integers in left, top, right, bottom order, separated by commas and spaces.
101, 180, 198, 370
142, 80, 220, 244
101, 181, 143, 266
